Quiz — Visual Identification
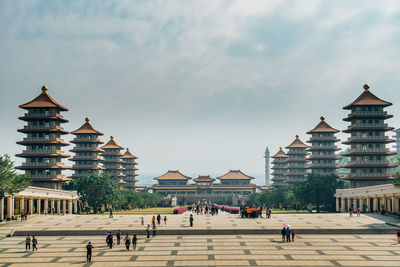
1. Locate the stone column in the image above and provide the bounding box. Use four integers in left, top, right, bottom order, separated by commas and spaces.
50, 199, 55, 214
0, 198, 4, 222
336, 197, 339, 212
73, 200, 78, 214
44, 199, 48, 215
56, 199, 60, 215
19, 198, 24, 215
382, 197, 386, 211
6, 196, 14, 220
394, 196, 399, 213
347, 198, 351, 211
373, 197, 377, 212
29, 198, 34, 215
68, 200, 73, 214
63, 199, 67, 215
340, 197, 345, 212
37, 199, 41, 214
366, 196, 370, 212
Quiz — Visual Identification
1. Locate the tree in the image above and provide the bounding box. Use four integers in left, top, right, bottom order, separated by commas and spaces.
392, 172, 400, 188
71, 172, 120, 213
0, 154, 30, 199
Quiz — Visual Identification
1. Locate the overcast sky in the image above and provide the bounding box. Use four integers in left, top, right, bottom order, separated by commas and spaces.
0, 1, 399, 182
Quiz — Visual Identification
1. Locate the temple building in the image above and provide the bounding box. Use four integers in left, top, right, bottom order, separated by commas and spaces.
271, 147, 289, 188
150, 170, 257, 205
69, 118, 105, 179
101, 136, 126, 181
285, 135, 309, 186
306, 116, 340, 176
342, 84, 396, 188
121, 148, 139, 190
393, 128, 400, 154
16, 86, 70, 190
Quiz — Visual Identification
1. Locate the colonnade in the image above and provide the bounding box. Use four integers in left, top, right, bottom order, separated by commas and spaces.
0, 186, 79, 222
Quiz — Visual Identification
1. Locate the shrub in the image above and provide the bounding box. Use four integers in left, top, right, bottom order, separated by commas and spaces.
173, 207, 188, 214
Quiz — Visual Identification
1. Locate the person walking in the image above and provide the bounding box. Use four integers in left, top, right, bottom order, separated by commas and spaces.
291, 230, 295, 242
86, 242, 93, 262
25, 234, 31, 252
189, 214, 194, 227
133, 234, 137, 250
109, 208, 113, 218
124, 234, 131, 250
164, 216, 167, 226
281, 227, 286, 242
397, 229, 400, 244
152, 216, 156, 226
152, 224, 157, 237
157, 214, 161, 225
349, 207, 353, 217
108, 233, 113, 249
105, 231, 111, 246
116, 230, 121, 245
141, 217, 144, 226
32, 236, 38, 251
286, 227, 291, 242
146, 225, 150, 238
357, 208, 361, 217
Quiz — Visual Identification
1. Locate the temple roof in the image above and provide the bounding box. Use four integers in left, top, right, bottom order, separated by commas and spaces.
307, 116, 339, 134
101, 136, 123, 149
71, 118, 103, 135
121, 148, 138, 159
20, 86, 68, 111
343, 84, 392, 109
272, 147, 289, 158
216, 170, 254, 180
394, 128, 400, 133
154, 170, 192, 180
193, 175, 215, 182
286, 135, 309, 148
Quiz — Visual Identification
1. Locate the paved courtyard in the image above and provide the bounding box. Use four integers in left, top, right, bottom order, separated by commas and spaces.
0, 234, 400, 266
0, 212, 397, 236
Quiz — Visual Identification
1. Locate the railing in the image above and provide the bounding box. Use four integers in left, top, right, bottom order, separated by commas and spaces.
24, 125, 64, 130
21, 162, 64, 167
348, 148, 389, 153
22, 149, 64, 154
348, 173, 389, 177
23, 137, 63, 142
29, 174, 66, 179
349, 111, 387, 116
71, 155, 102, 159
350, 123, 387, 128
72, 137, 101, 142
24, 111, 59, 117
310, 145, 338, 149
310, 163, 337, 167
348, 135, 388, 140
349, 160, 390, 165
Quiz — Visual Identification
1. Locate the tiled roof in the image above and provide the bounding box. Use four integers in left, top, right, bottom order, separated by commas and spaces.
193, 175, 215, 182
216, 170, 254, 180
343, 84, 392, 109
71, 118, 103, 135
272, 147, 289, 158
307, 116, 339, 133
286, 135, 309, 148
121, 148, 138, 159
393, 128, 400, 133
154, 170, 192, 180
101, 136, 123, 149
20, 86, 68, 111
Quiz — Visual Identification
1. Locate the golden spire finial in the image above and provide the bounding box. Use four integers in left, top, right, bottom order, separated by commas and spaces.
110, 136, 114, 140
295, 135, 299, 139
126, 148, 129, 151
363, 84, 369, 91
279, 147, 282, 150
320, 116, 325, 121
42, 85, 48, 93
85, 117, 90, 122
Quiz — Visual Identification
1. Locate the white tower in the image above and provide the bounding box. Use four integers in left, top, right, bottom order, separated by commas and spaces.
264, 147, 270, 185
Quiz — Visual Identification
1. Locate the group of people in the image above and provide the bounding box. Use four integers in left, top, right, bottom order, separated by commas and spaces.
151, 214, 167, 226
192, 204, 218, 215
281, 227, 295, 242
20, 210, 28, 221
349, 207, 361, 217
24, 234, 38, 251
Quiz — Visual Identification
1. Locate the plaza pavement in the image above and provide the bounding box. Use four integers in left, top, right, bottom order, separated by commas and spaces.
0, 234, 399, 266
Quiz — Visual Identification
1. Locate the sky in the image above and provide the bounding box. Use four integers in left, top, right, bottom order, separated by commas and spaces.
1, 0, 400, 185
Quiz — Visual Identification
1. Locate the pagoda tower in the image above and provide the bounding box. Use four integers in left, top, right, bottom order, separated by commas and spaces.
271, 147, 289, 188
101, 136, 126, 181
284, 135, 309, 187
393, 128, 400, 154
69, 118, 105, 179
307, 116, 341, 176
121, 148, 139, 190
264, 147, 270, 185
342, 84, 396, 188
16, 86, 70, 190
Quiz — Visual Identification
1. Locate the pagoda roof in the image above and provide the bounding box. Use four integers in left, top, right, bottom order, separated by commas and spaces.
101, 136, 123, 149
216, 170, 254, 180
71, 118, 103, 135
343, 84, 392, 109
20, 86, 68, 111
272, 147, 289, 158
286, 135, 309, 148
154, 170, 192, 180
307, 116, 339, 134
121, 148, 138, 159
193, 175, 215, 182
394, 128, 400, 133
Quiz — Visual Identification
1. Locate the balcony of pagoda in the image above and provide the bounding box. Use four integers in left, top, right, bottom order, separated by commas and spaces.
19, 112, 68, 122
308, 146, 340, 151
70, 147, 103, 153
308, 163, 338, 168
344, 110, 392, 121
29, 173, 70, 180
342, 160, 396, 168
286, 151, 308, 155
343, 136, 394, 144
19, 162, 69, 168
71, 137, 103, 144
70, 155, 103, 161
342, 148, 395, 156
285, 158, 307, 162
345, 173, 391, 179
307, 138, 341, 142
344, 123, 394, 133
71, 165, 104, 170
19, 125, 68, 134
